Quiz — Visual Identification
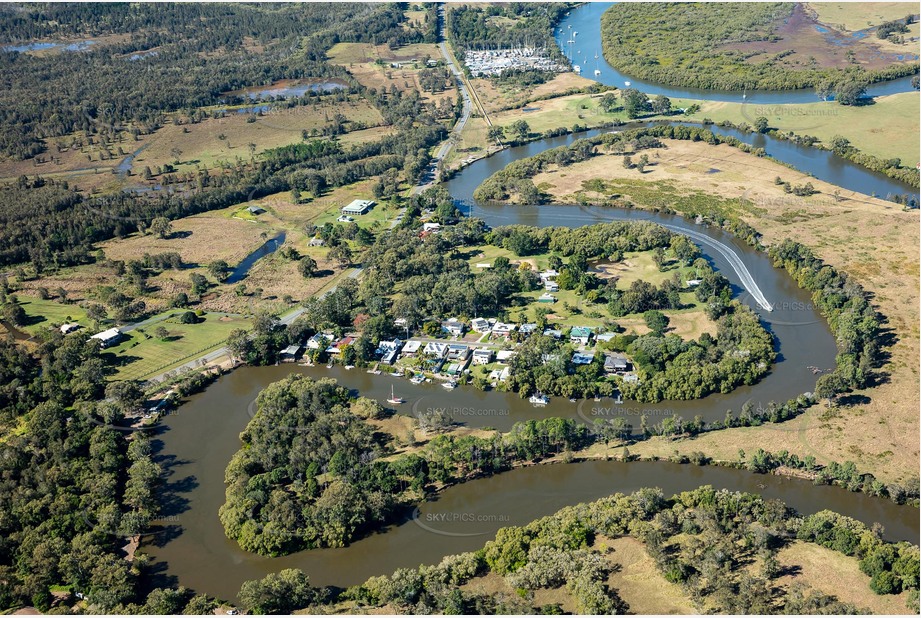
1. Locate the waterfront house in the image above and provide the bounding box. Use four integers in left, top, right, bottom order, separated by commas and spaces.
400, 340, 422, 357
307, 332, 330, 349
327, 335, 355, 355
488, 366, 511, 382
472, 348, 493, 365
495, 350, 516, 363
446, 343, 470, 361
280, 344, 302, 362
376, 339, 404, 365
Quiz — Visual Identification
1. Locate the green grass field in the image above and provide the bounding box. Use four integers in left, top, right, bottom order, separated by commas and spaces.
491, 94, 700, 137
688, 93, 920, 167
15, 296, 90, 335
103, 312, 250, 381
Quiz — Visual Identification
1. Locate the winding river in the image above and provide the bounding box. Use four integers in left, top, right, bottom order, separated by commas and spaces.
555, 2, 919, 103
144, 120, 919, 600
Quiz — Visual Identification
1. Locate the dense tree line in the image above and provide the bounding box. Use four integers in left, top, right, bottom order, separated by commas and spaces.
230, 486, 919, 614
735, 447, 919, 505
599, 3, 919, 91
769, 239, 882, 396
0, 328, 164, 612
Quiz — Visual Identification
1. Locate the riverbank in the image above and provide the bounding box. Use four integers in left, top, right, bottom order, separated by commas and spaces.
144, 373, 921, 600
523, 140, 918, 486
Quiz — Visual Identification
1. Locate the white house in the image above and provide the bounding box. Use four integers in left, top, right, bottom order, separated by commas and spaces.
376, 339, 404, 364
491, 322, 517, 337
60, 323, 81, 335
472, 348, 493, 365
423, 341, 449, 358
401, 340, 422, 357
90, 327, 122, 348
544, 281, 559, 292
341, 199, 375, 215
441, 318, 465, 337
423, 222, 441, 233
488, 366, 511, 382
471, 317, 491, 333
496, 350, 516, 363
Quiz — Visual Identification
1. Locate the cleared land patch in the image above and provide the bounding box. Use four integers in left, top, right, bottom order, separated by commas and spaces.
776, 541, 912, 614
103, 311, 250, 381
602, 536, 696, 615
98, 211, 271, 267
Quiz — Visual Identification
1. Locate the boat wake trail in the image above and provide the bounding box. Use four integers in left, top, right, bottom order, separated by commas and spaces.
662, 224, 773, 312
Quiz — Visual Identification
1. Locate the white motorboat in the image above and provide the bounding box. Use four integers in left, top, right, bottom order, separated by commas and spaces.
529, 393, 549, 406
442, 380, 457, 390
410, 374, 425, 385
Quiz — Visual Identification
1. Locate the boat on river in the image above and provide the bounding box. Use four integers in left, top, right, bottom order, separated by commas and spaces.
410, 374, 425, 385
529, 393, 549, 406
442, 380, 457, 390
386, 385, 404, 405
